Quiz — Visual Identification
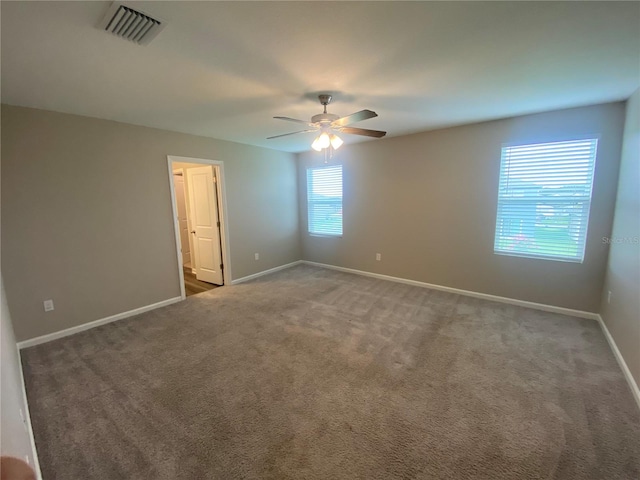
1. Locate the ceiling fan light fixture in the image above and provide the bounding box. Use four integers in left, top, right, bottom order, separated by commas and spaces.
330, 134, 343, 150
318, 132, 331, 149
311, 132, 342, 152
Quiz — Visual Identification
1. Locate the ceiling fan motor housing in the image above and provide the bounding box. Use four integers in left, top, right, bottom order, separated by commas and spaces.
312, 113, 339, 124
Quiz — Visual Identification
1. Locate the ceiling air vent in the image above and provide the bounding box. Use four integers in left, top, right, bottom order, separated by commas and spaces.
98, 2, 166, 45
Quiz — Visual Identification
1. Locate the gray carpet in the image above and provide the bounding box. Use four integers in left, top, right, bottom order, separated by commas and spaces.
22, 265, 640, 479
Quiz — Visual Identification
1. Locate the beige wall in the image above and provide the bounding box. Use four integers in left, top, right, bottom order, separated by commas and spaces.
600, 90, 640, 386
1, 275, 39, 472
1, 105, 300, 341
298, 102, 625, 312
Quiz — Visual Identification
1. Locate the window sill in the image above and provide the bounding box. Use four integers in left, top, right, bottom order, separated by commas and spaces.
308, 233, 343, 238
494, 250, 583, 264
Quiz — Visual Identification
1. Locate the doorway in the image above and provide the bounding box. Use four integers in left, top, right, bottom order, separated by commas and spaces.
167, 156, 231, 299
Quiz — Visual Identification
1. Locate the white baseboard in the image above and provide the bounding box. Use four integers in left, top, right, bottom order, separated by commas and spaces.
301, 260, 599, 320
231, 261, 302, 285
19, 260, 305, 348
597, 314, 640, 411
17, 297, 183, 349
302, 262, 640, 408
17, 348, 43, 479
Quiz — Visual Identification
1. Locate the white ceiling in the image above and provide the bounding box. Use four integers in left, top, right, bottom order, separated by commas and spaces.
2, 1, 639, 153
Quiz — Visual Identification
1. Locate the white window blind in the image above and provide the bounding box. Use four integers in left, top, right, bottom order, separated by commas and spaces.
494, 138, 598, 262
307, 165, 343, 236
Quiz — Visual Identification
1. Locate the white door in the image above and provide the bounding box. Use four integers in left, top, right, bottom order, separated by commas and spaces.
173, 172, 191, 267
186, 166, 223, 285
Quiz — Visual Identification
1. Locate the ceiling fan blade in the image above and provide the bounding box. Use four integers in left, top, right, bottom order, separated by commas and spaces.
274, 116, 315, 127
338, 126, 387, 138
331, 109, 377, 127
267, 129, 316, 139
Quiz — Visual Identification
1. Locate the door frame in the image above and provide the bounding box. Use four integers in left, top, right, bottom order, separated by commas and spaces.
167, 155, 232, 299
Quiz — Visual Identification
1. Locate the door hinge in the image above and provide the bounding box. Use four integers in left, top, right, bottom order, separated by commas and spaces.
220, 263, 224, 270
217, 221, 221, 227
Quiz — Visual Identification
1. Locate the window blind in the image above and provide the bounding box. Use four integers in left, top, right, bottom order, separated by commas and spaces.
494, 139, 598, 262
307, 165, 343, 236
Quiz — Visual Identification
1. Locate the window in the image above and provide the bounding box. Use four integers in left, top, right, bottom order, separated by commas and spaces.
494, 138, 598, 263
307, 164, 343, 236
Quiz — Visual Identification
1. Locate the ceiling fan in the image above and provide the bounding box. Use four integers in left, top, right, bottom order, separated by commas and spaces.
267, 94, 386, 151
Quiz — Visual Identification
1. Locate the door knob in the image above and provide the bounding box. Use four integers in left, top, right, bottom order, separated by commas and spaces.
191, 230, 196, 234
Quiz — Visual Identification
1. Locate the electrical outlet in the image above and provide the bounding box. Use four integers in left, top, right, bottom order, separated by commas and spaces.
43, 299, 54, 312
376, 253, 381, 261
607, 291, 612, 304
254, 253, 259, 260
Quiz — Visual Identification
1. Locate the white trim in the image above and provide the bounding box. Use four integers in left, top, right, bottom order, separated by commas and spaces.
167, 156, 233, 292
16, 349, 43, 479
231, 261, 302, 285
17, 297, 182, 349
168, 166, 187, 299
301, 261, 599, 320
212, 163, 231, 285
597, 314, 640, 411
